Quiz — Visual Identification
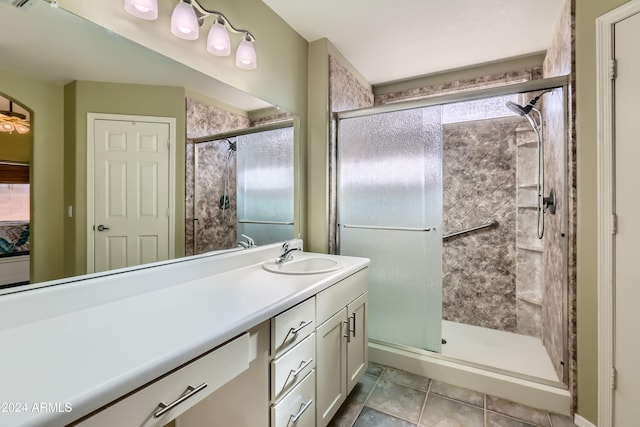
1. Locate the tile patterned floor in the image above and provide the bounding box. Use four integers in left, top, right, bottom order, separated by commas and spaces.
328, 363, 578, 427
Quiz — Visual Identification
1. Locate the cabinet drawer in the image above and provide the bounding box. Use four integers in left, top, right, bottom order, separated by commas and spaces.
271, 333, 316, 402
76, 333, 250, 427
271, 370, 315, 427
272, 297, 315, 357
317, 268, 368, 324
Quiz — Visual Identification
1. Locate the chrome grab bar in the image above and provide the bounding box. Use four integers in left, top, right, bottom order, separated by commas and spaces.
238, 220, 294, 225
443, 220, 498, 241
341, 224, 431, 232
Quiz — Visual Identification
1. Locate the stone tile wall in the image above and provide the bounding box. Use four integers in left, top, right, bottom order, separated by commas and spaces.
541, 0, 575, 388
185, 97, 250, 255
442, 117, 520, 331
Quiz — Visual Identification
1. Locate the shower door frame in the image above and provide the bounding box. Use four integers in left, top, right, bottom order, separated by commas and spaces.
334, 75, 572, 387
191, 119, 297, 253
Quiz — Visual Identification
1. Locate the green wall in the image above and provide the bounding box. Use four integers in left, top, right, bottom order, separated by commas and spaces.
0, 69, 65, 283
575, 0, 629, 423
0, 129, 30, 163
64, 81, 186, 277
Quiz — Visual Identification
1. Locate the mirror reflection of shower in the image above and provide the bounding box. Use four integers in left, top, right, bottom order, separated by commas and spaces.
506, 90, 556, 239
219, 138, 237, 217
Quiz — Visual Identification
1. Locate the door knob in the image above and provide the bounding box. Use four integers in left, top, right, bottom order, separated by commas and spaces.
97, 224, 110, 231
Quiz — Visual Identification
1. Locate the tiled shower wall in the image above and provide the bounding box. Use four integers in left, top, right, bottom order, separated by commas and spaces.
185, 97, 250, 256
442, 117, 519, 332
541, 0, 575, 385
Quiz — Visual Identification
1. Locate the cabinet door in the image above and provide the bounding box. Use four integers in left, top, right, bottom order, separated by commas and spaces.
315, 308, 347, 427
347, 292, 368, 393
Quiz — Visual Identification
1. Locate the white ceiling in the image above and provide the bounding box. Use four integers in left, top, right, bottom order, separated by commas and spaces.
262, 0, 565, 84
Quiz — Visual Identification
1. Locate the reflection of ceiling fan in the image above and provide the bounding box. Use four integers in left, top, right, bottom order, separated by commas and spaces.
0, 101, 30, 134
0, 0, 38, 9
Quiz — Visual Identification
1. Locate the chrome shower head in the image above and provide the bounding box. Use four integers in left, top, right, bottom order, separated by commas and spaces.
505, 89, 553, 117
505, 101, 530, 116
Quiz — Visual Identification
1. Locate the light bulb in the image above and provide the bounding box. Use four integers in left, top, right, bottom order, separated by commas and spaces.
124, 0, 158, 20
235, 39, 257, 70
207, 21, 231, 56
0, 122, 15, 133
170, 1, 199, 40
15, 123, 29, 134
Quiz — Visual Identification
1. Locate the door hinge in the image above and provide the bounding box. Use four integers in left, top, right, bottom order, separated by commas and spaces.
611, 366, 617, 390
611, 213, 617, 235
610, 58, 617, 80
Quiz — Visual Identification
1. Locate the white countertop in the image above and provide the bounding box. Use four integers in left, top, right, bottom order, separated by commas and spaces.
0, 243, 369, 427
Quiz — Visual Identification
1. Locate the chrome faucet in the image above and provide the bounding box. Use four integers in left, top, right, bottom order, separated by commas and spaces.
237, 234, 256, 249
276, 241, 302, 264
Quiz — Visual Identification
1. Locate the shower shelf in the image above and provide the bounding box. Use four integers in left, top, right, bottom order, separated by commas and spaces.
517, 244, 543, 253
518, 184, 538, 190
517, 140, 537, 148
517, 293, 543, 306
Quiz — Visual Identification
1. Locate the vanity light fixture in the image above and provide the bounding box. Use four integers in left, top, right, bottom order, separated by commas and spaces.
124, 0, 257, 70
0, 101, 30, 135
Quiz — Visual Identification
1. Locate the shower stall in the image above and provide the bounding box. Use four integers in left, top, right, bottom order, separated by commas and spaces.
187, 123, 295, 254
335, 77, 569, 389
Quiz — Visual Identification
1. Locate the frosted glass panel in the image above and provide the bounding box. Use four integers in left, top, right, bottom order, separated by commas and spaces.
236, 127, 294, 242
237, 222, 294, 246
338, 106, 443, 351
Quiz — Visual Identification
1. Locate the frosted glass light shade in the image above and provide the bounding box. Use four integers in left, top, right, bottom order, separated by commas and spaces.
207, 21, 231, 56
124, 0, 158, 20
171, 1, 199, 40
0, 122, 14, 133
235, 39, 257, 70
15, 123, 29, 134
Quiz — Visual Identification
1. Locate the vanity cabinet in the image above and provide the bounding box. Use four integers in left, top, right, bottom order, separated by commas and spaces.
315, 270, 369, 427
270, 297, 317, 427
176, 321, 271, 427
75, 331, 253, 427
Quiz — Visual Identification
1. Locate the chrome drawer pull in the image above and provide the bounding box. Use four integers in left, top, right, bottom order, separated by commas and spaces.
284, 358, 314, 385
153, 382, 207, 418
290, 319, 313, 335
290, 398, 313, 423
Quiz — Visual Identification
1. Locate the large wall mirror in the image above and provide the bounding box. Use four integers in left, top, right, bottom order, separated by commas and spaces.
0, 1, 299, 289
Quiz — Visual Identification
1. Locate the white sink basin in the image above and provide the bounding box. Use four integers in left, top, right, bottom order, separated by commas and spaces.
262, 256, 343, 275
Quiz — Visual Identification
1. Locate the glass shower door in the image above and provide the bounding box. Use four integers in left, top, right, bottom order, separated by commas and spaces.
236, 126, 294, 245
337, 106, 443, 351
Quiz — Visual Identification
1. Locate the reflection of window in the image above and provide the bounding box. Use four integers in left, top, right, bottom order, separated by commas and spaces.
0, 184, 30, 221
442, 94, 520, 124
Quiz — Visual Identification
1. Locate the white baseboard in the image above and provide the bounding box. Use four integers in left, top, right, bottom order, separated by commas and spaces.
574, 414, 597, 427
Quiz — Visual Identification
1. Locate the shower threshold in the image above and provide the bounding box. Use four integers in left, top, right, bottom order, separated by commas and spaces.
441, 320, 559, 382
367, 322, 570, 416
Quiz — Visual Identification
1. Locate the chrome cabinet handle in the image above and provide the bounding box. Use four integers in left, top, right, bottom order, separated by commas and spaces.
343, 320, 351, 343
284, 358, 314, 386
290, 319, 313, 335
350, 312, 357, 338
153, 383, 207, 418
290, 398, 313, 423
96, 224, 110, 231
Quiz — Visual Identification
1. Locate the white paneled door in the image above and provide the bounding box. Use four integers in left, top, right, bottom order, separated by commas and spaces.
92, 117, 171, 273
613, 9, 640, 427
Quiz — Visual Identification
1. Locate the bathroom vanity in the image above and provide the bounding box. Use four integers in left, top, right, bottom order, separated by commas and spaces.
0, 241, 369, 427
